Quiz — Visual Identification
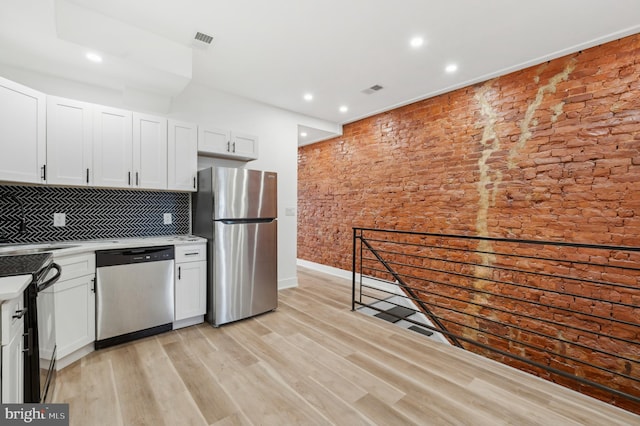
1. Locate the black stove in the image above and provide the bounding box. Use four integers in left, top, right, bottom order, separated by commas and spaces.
0, 253, 52, 278
0, 252, 60, 403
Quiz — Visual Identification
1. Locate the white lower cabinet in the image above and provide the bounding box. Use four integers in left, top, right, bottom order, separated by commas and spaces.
174, 244, 207, 326
52, 253, 96, 365
1, 294, 25, 403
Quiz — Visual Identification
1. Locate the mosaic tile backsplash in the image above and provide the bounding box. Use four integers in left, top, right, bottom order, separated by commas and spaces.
0, 185, 190, 244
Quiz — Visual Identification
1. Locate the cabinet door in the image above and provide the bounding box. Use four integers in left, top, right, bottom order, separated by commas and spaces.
1, 329, 24, 403
1, 295, 24, 403
0, 76, 46, 184
198, 126, 229, 156
93, 106, 133, 188
175, 261, 206, 321
54, 275, 96, 359
47, 96, 93, 186
230, 132, 259, 161
133, 113, 167, 190
167, 120, 197, 191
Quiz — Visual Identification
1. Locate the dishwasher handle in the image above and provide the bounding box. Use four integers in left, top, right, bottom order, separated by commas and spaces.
96, 245, 175, 267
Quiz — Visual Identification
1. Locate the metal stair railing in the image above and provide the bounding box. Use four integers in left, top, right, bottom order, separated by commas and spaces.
351, 227, 640, 414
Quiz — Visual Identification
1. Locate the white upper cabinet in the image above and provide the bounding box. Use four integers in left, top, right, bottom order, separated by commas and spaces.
133, 113, 167, 190
0, 76, 200, 192
168, 120, 198, 192
198, 125, 258, 161
0, 76, 46, 184
46, 96, 93, 186
92, 106, 133, 188
231, 131, 259, 160
198, 126, 229, 155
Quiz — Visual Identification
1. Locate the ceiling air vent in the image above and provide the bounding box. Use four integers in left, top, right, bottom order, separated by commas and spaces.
361, 84, 384, 95
193, 31, 214, 47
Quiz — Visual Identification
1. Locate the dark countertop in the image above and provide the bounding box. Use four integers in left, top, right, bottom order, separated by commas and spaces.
0, 252, 51, 278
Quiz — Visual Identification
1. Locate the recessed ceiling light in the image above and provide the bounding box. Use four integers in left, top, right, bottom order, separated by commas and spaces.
445, 63, 458, 73
303, 93, 313, 101
300, 132, 308, 137
339, 105, 348, 113
410, 37, 424, 48
86, 52, 102, 63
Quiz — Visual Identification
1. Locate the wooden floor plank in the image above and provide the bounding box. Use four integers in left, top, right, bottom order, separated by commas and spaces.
53, 266, 640, 426
163, 340, 238, 424
109, 345, 165, 426
226, 323, 373, 425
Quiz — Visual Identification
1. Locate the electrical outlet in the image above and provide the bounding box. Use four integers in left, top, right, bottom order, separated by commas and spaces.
163, 213, 172, 225
53, 213, 66, 227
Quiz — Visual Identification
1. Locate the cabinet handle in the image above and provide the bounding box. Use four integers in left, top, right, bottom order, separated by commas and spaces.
13, 308, 27, 319
136, 172, 139, 186
128, 171, 131, 185
193, 177, 196, 189
232, 142, 236, 153
227, 141, 230, 152
86, 168, 90, 184
185, 252, 199, 256
178, 266, 181, 280
41, 164, 46, 181
91, 278, 95, 293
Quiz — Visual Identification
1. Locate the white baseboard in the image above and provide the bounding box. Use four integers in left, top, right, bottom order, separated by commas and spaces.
297, 258, 401, 294
173, 315, 205, 330
297, 258, 352, 280
278, 276, 298, 290
57, 343, 94, 371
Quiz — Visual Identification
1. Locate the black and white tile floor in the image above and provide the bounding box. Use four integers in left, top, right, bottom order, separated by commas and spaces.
357, 295, 449, 344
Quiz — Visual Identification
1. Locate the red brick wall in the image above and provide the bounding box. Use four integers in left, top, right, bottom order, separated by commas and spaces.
298, 34, 640, 411
299, 35, 640, 267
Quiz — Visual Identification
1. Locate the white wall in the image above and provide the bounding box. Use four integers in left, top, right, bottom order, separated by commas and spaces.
170, 82, 324, 290
0, 64, 341, 289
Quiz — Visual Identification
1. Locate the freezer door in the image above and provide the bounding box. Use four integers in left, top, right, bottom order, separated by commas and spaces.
212, 220, 277, 325
213, 167, 277, 219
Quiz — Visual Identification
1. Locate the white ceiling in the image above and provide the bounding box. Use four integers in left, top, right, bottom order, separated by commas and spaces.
1, 0, 640, 144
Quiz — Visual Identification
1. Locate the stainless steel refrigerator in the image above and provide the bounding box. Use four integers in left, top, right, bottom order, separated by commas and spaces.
192, 166, 278, 326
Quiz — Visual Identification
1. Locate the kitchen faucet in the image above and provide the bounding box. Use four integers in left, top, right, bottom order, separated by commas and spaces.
0, 193, 27, 242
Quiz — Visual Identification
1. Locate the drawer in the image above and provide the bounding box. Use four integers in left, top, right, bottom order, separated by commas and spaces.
175, 244, 206, 263
1, 295, 24, 345
55, 253, 96, 281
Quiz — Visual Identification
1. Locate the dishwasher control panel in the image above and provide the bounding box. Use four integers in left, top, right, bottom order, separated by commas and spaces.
96, 245, 175, 267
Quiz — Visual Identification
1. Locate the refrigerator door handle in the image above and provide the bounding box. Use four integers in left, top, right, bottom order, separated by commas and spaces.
219, 218, 275, 225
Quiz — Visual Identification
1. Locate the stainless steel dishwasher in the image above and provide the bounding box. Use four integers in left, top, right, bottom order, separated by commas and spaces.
95, 246, 174, 349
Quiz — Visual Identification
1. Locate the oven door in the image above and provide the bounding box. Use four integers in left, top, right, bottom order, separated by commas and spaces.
36, 263, 61, 403
37, 286, 56, 402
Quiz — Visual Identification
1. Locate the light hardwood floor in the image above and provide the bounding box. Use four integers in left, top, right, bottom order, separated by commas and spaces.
54, 266, 639, 425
